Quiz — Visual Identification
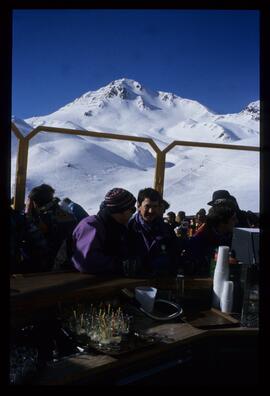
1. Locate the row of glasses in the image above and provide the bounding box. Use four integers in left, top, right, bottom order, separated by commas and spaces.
62, 303, 132, 350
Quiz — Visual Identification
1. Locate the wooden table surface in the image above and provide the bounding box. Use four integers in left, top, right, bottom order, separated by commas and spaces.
31, 315, 257, 385
10, 272, 258, 385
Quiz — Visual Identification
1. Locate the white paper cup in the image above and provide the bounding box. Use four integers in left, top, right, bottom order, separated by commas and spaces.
212, 246, 230, 308
135, 286, 157, 312
220, 280, 234, 313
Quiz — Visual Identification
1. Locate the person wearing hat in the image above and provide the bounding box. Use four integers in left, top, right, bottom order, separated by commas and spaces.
165, 211, 178, 230
128, 188, 182, 277
207, 190, 250, 228
25, 184, 77, 271
207, 190, 233, 206
71, 188, 136, 275
182, 203, 238, 276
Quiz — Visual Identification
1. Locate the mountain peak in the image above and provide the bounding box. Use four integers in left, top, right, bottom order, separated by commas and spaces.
109, 78, 143, 90
242, 100, 260, 120
101, 78, 147, 100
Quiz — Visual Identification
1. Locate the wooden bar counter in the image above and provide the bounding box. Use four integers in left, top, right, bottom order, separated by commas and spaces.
10, 272, 258, 385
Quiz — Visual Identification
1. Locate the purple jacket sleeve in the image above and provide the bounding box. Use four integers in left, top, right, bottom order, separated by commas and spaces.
71, 216, 119, 274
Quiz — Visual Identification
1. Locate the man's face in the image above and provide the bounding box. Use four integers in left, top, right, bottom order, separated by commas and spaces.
138, 198, 160, 223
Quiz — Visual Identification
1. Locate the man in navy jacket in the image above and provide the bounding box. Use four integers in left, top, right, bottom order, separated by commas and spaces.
128, 188, 182, 277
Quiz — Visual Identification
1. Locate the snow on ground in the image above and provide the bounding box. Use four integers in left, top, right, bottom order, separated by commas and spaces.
11, 79, 259, 215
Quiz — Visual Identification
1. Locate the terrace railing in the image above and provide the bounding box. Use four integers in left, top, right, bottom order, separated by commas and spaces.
11, 122, 260, 211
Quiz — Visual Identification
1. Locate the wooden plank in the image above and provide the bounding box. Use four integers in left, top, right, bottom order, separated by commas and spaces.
10, 273, 152, 298
10, 273, 213, 298
152, 276, 213, 290
185, 309, 240, 329
10, 272, 97, 296
211, 308, 240, 324
144, 322, 206, 343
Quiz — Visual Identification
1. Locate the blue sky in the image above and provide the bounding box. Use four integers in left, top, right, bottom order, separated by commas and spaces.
12, 9, 259, 119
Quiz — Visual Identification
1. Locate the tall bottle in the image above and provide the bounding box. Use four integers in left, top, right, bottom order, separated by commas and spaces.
188, 220, 193, 237
212, 246, 230, 309
188, 219, 196, 237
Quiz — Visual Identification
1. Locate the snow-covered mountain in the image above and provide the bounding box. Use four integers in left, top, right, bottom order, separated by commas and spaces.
11, 78, 260, 214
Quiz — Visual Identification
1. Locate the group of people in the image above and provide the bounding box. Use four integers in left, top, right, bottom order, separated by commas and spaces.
165, 209, 207, 238
11, 185, 259, 277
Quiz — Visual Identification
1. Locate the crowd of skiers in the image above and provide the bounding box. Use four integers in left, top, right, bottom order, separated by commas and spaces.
10, 184, 259, 277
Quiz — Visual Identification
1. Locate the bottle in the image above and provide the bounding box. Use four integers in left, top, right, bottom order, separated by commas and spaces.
174, 226, 181, 238
188, 220, 192, 237
241, 284, 259, 327
188, 219, 195, 237
175, 274, 185, 301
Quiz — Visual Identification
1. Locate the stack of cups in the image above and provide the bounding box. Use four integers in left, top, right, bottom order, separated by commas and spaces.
220, 280, 234, 313
212, 246, 230, 309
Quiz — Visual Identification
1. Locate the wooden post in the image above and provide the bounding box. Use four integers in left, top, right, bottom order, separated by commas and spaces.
14, 137, 29, 211
154, 151, 166, 196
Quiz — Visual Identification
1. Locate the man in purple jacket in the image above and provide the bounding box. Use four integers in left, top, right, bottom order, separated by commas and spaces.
71, 188, 136, 275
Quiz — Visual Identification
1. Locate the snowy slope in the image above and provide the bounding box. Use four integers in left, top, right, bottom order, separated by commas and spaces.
11, 78, 259, 214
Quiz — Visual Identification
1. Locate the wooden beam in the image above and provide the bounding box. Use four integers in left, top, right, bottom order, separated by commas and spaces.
11, 122, 24, 140
26, 125, 161, 154
14, 137, 29, 211
163, 140, 259, 154
154, 151, 166, 196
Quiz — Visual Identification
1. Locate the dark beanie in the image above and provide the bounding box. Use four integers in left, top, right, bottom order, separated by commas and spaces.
101, 188, 136, 214
28, 184, 55, 207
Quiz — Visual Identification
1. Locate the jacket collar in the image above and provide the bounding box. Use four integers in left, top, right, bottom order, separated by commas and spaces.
134, 212, 164, 234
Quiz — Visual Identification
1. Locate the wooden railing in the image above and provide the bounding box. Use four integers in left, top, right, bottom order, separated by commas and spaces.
11, 122, 260, 211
